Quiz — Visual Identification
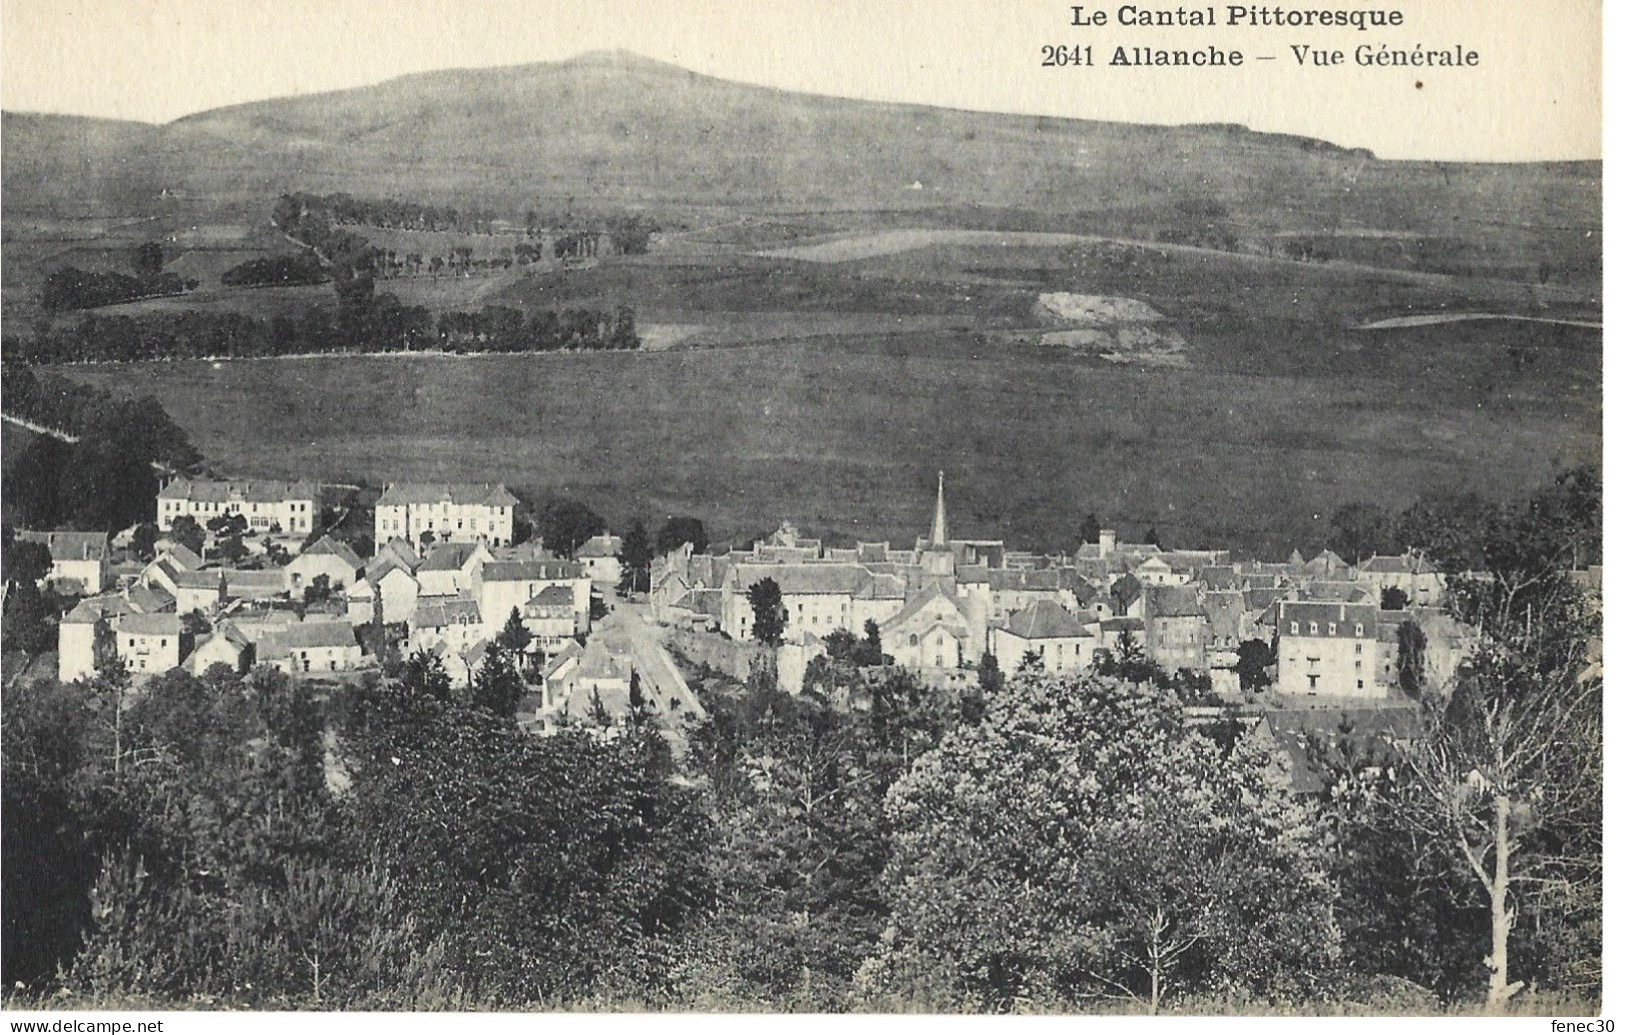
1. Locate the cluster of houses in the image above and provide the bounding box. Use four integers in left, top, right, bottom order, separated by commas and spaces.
19, 470, 1517, 729
51, 481, 613, 712
652, 474, 1477, 701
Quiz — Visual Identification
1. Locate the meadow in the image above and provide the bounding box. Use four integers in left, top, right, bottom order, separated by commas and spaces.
45, 316, 1598, 557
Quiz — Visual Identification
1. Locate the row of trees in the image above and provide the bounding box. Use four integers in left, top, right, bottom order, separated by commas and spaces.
40, 266, 193, 313
269, 191, 660, 254
219, 254, 328, 288
4, 298, 639, 365
274, 192, 510, 237
39, 242, 192, 312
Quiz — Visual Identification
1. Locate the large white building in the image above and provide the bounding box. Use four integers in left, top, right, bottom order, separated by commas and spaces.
157, 478, 318, 535
374, 483, 519, 549
1276, 600, 1382, 698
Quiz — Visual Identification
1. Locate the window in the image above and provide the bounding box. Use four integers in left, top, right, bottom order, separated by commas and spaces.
909, 634, 919, 646
1290, 621, 1300, 635
1354, 623, 1364, 636
1357, 679, 1365, 689
1328, 623, 1337, 635
1355, 642, 1363, 655
1309, 622, 1319, 634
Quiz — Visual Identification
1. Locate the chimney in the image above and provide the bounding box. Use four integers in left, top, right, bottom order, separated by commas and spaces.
1099, 528, 1117, 556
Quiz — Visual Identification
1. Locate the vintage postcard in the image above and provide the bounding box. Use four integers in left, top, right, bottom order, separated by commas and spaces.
0, 0, 1605, 1022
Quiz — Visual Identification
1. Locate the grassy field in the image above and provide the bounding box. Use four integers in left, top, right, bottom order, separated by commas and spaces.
45, 321, 1598, 557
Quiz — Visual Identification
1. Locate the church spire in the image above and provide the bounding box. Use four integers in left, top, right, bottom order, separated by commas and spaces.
930, 470, 947, 546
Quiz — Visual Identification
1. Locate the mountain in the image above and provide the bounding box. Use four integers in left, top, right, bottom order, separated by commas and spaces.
2, 50, 1600, 243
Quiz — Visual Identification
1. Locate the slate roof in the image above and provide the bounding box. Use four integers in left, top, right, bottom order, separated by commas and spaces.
1144, 584, 1204, 618
729, 563, 873, 597
481, 559, 583, 582
1360, 553, 1442, 576
988, 568, 1063, 592
1278, 601, 1379, 636
413, 596, 482, 628
1201, 590, 1247, 642
418, 542, 485, 571
263, 622, 359, 652
297, 536, 364, 571
157, 478, 317, 502
673, 587, 726, 617
172, 568, 288, 598
17, 530, 108, 562
1197, 565, 1243, 590
1006, 600, 1090, 640
881, 584, 971, 632
525, 584, 576, 608
375, 482, 518, 507
120, 613, 181, 637
1304, 581, 1375, 604
124, 583, 176, 614
575, 534, 622, 559
159, 543, 204, 571
64, 595, 135, 624
1262, 704, 1424, 793
543, 640, 583, 679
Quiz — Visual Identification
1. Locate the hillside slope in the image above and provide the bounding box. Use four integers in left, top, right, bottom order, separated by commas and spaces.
2, 51, 1600, 271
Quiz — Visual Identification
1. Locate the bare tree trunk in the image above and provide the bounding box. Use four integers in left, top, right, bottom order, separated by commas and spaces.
1485, 793, 1524, 1013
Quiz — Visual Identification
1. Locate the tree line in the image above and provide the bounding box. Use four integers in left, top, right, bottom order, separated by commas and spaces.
273, 192, 659, 258
40, 243, 194, 312
3, 299, 639, 365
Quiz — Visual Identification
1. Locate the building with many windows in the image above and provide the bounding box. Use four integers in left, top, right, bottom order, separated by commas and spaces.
1276, 600, 1381, 698
157, 478, 318, 535
374, 483, 519, 549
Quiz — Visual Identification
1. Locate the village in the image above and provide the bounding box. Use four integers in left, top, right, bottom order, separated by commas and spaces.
8, 467, 1540, 780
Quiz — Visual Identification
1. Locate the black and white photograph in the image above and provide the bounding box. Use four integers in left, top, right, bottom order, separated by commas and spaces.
0, 0, 1607, 1020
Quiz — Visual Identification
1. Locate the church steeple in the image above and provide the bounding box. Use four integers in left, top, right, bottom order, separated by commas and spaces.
930, 470, 947, 547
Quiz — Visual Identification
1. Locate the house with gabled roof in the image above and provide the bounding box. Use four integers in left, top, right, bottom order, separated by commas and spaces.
259, 620, 363, 676
415, 541, 493, 597
522, 584, 578, 648
286, 536, 364, 596
123, 582, 176, 615
1276, 600, 1382, 699
408, 594, 484, 656
172, 568, 288, 615
471, 558, 590, 637
57, 595, 135, 681
157, 478, 318, 536
185, 621, 252, 676
575, 534, 623, 588
880, 585, 975, 672
116, 612, 185, 675
991, 599, 1093, 676
1355, 551, 1448, 609
346, 564, 420, 626
374, 482, 518, 549
1143, 584, 1207, 674
16, 530, 110, 593
721, 562, 903, 643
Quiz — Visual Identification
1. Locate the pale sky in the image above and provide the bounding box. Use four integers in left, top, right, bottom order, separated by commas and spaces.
0, 0, 1603, 161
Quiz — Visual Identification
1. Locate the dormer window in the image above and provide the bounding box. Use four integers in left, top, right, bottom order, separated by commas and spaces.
1290, 621, 1300, 635
1309, 621, 1319, 634
1354, 623, 1364, 636
1328, 623, 1337, 635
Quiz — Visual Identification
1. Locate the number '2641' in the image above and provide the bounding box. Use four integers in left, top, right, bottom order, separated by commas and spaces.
1041, 44, 1094, 66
